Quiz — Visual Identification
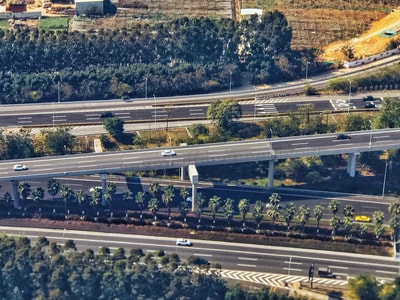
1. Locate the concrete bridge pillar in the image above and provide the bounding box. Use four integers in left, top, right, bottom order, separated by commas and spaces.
191, 183, 197, 212
188, 164, 199, 212
180, 166, 187, 181
101, 173, 108, 206
268, 160, 275, 187
347, 152, 358, 177
12, 180, 20, 209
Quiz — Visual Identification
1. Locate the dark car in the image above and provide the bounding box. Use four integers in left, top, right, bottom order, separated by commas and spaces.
100, 111, 115, 119
364, 102, 376, 108
362, 95, 374, 101
187, 256, 210, 267
337, 134, 351, 140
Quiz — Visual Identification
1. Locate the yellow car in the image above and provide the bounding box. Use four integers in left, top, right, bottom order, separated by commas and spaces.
355, 215, 371, 222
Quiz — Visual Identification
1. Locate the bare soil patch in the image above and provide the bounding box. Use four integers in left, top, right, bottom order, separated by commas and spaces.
321, 9, 400, 61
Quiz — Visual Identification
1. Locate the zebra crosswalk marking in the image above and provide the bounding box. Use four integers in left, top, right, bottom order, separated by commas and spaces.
220, 269, 348, 288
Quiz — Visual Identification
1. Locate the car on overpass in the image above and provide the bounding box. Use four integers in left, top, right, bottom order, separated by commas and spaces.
337, 134, 351, 140
161, 150, 176, 156
13, 164, 28, 171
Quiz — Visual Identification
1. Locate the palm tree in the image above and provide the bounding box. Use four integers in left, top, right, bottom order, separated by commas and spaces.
90, 187, 102, 207
4, 192, 12, 204
75, 190, 88, 210
148, 181, 160, 198
18, 182, 31, 204
343, 204, 355, 218
162, 185, 175, 219
313, 205, 324, 233
32, 187, 45, 204
208, 196, 221, 224
253, 200, 264, 228
178, 201, 189, 222
238, 198, 250, 226
60, 184, 74, 216
104, 182, 117, 207
284, 202, 296, 231
342, 216, 353, 238
330, 216, 341, 236
373, 210, 385, 239
266, 208, 280, 233
224, 198, 235, 226
297, 205, 310, 233
388, 202, 400, 241
122, 190, 133, 215
134, 191, 145, 218
388, 202, 400, 218
194, 192, 205, 222
47, 179, 60, 200
268, 193, 281, 208
389, 216, 400, 242
328, 200, 340, 216
148, 198, 159, 220
359, 223, 368, 237
180, 187, 190, 201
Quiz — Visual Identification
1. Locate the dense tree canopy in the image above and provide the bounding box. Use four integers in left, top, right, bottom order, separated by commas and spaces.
0, 234, 311, 299
0, 12, 306, 104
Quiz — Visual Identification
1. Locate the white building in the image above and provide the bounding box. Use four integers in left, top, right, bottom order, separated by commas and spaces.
240, 8, 263, 20
75, 0, 103, 16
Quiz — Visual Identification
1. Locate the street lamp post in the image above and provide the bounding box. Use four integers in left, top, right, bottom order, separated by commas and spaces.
369, 131, 373, 148
288, 257, 292, 275
52, 102, 55, 128
347, 79, 351, 114
145, 77, 148, 99
64, 145, 67, 174
253, 86, 257, 122
229, 71, 232, 93
369, 120, 373, 148
305, 61, 310, 80
153, 94, 157, 130
57, 81, 61, 103
382, 161, 388, 199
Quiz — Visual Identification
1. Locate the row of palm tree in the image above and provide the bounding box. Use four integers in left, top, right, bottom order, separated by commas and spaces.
5, 179, 400, 241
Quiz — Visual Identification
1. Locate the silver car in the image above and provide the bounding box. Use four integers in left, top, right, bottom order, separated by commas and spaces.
13, 164, 28, 171
161, 150, 176, 156
176, 239, 192, 246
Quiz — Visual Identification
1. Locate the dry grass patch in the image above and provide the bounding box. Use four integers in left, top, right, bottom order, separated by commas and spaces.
321, 9, 400, 62
140, 128, 190, 148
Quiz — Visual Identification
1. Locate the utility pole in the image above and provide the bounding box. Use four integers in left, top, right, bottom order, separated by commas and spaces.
229, 71, 232, 93
305, 61, 310, 80
145, 77, 148, 99
57, 81, 61, 103
347, 79, 351, 114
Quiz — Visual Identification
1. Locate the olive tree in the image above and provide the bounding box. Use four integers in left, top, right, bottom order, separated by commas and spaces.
207, 99, 242, 134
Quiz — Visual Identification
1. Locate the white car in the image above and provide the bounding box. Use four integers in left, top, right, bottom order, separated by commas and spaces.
266, 203, 282, 209
13, 164, 28, 171
161, 150, 176, 156
176, 239, 192, 246
89, 186, 102, 193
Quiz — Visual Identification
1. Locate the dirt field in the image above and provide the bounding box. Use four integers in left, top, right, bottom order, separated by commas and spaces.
321, 9, 400, 61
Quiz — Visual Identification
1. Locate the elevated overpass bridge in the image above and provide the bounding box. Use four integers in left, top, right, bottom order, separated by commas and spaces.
2, 128, 400, 208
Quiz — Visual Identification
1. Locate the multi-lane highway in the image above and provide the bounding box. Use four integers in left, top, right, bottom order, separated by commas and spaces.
0, 226, 397, 287
0, 94, 386, 128
2, 128, 400, 182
